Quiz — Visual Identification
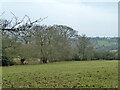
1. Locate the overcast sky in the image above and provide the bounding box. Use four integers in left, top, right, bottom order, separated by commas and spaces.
0, 0, 118, 37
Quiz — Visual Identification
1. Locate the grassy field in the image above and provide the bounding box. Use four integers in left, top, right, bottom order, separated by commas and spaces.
2, 60, 118, 88
98, 40, 117, 47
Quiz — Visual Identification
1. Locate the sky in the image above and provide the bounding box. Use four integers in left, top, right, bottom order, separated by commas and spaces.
0, 0, 118, 37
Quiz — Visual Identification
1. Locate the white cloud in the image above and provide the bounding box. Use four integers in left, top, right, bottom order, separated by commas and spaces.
0, 0, 55, 3
0, 1, 118, 37
0, 0, 119, 2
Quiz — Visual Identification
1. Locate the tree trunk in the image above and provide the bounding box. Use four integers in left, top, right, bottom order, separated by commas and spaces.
42, 57, 47, 63
21, 58, 25, 65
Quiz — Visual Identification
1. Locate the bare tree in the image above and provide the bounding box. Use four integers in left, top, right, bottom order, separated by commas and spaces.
1, 12, 47, 64
76, 34, 94, 60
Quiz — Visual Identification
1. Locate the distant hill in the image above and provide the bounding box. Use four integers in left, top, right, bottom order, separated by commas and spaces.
90, 37, 118, 50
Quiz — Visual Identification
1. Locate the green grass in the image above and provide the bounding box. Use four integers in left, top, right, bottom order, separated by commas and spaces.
98, 40, 117, 47
2, 60, 118, 88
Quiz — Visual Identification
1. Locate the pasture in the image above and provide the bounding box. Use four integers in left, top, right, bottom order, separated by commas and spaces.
2, 60, 118, 88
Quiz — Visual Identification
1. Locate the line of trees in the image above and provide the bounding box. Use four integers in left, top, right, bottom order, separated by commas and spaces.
0, 14, 118, 66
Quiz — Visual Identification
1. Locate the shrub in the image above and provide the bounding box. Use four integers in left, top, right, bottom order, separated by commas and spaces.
73, 54, 80, 61
2, 56, 15, 66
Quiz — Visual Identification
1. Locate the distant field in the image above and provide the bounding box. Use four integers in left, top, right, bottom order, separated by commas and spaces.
2, 60, 118, 88
98, 40, 117, 47
90, 37, 118, 50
